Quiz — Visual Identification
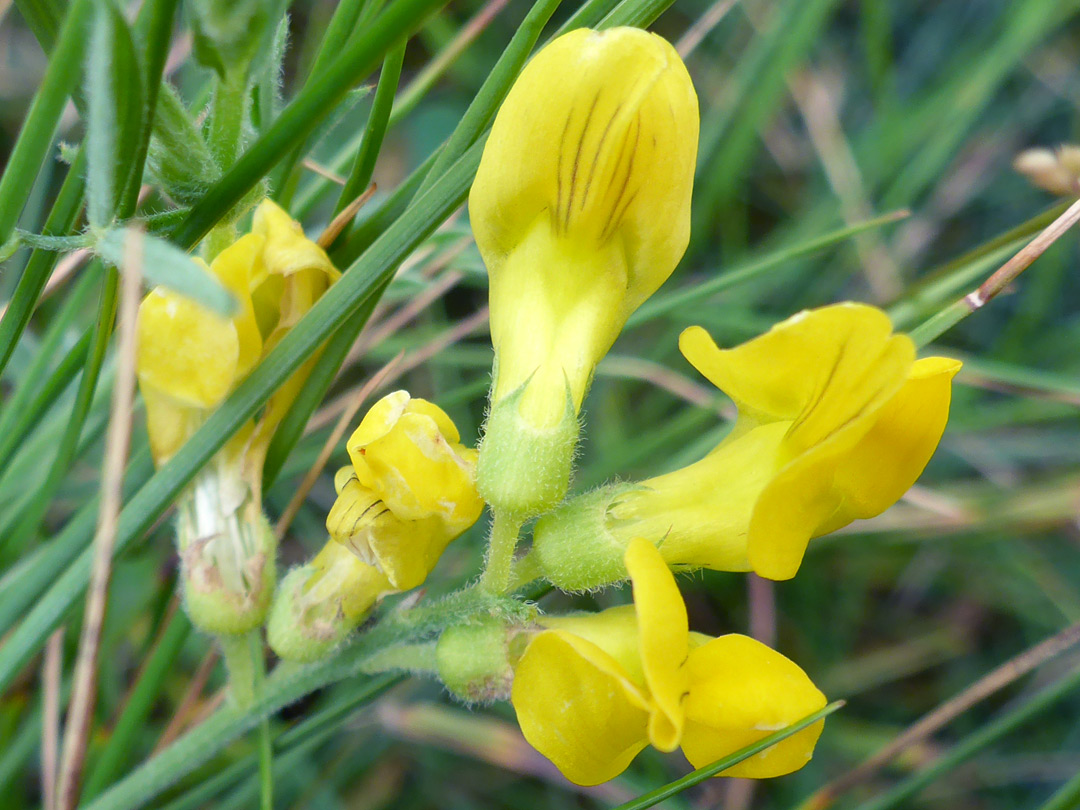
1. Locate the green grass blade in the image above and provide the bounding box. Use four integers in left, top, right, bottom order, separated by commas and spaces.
631, 210, 908, 326
159, 674, 403, 810
0, 448, 153, 638
693, 0, 841, 239
82, 610, 193, 800
334, 41, 407, 216
413, 0, 564, 201
0, 0, 94, 247
610, 701, 845, 810
1, 265, 117, 559
852, 661, 1080, 810
0, 146, 86, 382
0, 139, 482, 697
170, 0, 452, 250
1037, 767, 1080, 810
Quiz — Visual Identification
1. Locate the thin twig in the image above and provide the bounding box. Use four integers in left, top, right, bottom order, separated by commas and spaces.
317, 182, 377, 248
598, 355, 734, 418
55, 229, 143, 810
42, 628, 64, 810
800, 619, 1080, 810
275, 353, 404, 541
344, 235, 474, 367
152, 649, 220, 754
968, 194, 1080, 309
309, 307, 489, 433
303, 158, 348, 187
718, 575, 777, 810
675, 0, 738, 57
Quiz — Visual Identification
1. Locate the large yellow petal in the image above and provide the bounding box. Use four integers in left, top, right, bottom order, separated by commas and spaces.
542, 605, 644, 683
679, 304, 912, 442
207, 234, 265, 380
512, 629, 651, 786
136, 288, 239, 409
681, 634, 826, 778
819, 356, 961, 532
470, 27, 697, 300
624, 538, 688, 752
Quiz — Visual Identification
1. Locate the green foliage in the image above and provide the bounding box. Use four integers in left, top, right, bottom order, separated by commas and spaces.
3, 0, 1080, 808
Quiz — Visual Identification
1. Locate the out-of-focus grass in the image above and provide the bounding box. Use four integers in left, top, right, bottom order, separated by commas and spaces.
1, 0, 1080, 808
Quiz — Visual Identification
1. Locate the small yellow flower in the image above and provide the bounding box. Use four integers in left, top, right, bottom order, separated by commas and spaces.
471, 27, 698, 515
327, 391, 483, 590
512, 538, 825, 786
472, 26, 698, 427
136, 199, 337, 466
533, 303, 961, 586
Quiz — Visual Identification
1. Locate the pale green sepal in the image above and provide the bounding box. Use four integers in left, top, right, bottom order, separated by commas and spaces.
477, 380, 578, 517
531, 482, 641, 591
436, 616, 522, 704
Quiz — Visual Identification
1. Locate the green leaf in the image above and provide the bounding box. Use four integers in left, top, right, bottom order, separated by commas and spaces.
84, 2, 142, 229
95, 227, 236, 315
0, 0, 94, 247
171, 0, 453, 250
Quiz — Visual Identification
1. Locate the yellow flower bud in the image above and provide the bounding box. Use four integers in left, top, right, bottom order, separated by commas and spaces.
327, 392, 483, 590
267, 540, 391, 663
471, 27, 698, 514
532, 303, 961, 587
511, 539, 824, 785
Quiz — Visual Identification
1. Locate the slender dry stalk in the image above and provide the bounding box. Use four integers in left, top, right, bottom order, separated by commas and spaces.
303, 158, 347, 186
676, 0, 738, 57
789, 71, 903, 301
152, 649, 220, 754
317, 182, 377, 248
968, 195, 1080, 312
398, 0, 510, 104
715, 575, 777, 810
800, 619, 1080, 810
599, 355, 733, 417
344, 235, 473, 368
308, 307, 490, 432
55, 229, 143, 810
274, 353, 404, 541
42, 627, 64, 810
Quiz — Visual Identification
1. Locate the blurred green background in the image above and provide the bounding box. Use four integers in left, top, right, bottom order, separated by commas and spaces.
2, 0, 1080, 808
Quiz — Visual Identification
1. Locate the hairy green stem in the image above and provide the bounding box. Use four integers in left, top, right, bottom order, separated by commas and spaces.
479, 510, 523, 594
219, 631, 273, 810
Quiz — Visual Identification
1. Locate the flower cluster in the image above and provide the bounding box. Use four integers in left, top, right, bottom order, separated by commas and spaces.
268, 392, 483, 662
139, 24, 961, 792
136, 199, 338, 635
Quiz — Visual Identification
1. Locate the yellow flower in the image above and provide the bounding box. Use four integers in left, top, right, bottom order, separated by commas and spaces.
512, 538, 825, 786
471, 26, 698, 514
327, 391, 483, 590
136, 199, 337, 467
137, 199, 337, 635
532, 303, 961, 586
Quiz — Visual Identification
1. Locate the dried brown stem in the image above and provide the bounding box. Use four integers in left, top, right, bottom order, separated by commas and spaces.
801, 619, 1080, 810
42, 627, 64, 810
152, 649, 220, 754
55, 230, 142, 810
309, 307, 489, 433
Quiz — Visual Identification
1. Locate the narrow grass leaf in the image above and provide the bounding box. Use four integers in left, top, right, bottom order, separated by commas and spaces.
96, 228, 235, 315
